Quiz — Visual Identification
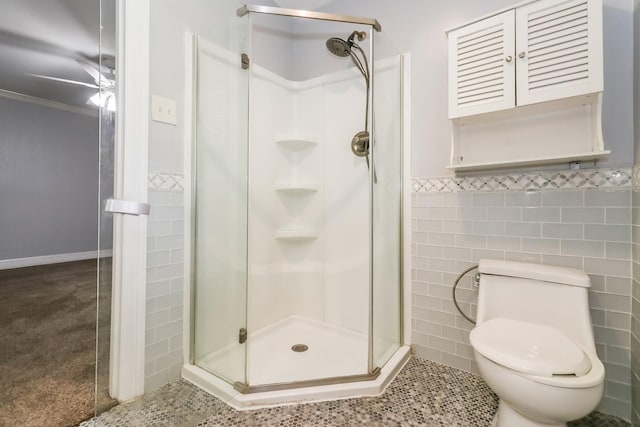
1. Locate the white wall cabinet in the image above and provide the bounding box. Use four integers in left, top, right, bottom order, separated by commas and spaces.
447, 0, 607, 170
448, 11, 516, 118
515, 0, 603, 106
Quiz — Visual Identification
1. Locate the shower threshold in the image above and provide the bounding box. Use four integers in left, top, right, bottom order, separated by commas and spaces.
182, 316, 411, 409
233, 367, 381, 394
183, 346, 410, 410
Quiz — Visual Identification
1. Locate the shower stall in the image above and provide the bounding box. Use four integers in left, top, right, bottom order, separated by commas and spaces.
183, 5, 409, 407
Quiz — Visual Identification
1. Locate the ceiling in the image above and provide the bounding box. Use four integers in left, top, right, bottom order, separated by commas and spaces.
0, 0, 115, 109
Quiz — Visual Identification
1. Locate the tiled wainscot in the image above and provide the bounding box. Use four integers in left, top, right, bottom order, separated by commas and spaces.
631, 168, 640, 425
145, 173, 185, 392
412, 168, 634, 420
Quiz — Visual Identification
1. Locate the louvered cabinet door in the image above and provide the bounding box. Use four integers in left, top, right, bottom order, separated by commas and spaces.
448, 11, 516, 119
515, 0, 603, 106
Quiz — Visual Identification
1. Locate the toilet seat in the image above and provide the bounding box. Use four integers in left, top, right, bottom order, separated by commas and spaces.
470, 318, 592, 378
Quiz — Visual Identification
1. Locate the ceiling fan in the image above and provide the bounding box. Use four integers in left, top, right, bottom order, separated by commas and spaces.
27, 56, 116, 111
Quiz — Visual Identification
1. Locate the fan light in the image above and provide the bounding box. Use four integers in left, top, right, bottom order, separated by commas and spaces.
89, 91, 116, 112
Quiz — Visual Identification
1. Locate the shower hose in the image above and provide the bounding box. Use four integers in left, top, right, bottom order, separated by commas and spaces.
452, 264, 479, 325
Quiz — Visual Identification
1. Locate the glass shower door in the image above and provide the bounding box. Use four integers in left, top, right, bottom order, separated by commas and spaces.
244, 14, 372, 387
192, 15, 250, 386
95, 0, 117, 417
371, 32, 403, 368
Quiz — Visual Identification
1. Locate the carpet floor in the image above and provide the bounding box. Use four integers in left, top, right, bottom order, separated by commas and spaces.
0, 259, 117, 427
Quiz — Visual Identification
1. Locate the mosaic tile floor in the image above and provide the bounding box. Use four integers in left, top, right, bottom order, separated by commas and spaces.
81, 357, 630, 427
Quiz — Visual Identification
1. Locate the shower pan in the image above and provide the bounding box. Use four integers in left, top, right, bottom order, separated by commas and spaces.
182, 5, 409, 408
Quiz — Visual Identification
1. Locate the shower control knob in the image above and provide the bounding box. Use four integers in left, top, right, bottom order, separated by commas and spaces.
351, 131, 370, 157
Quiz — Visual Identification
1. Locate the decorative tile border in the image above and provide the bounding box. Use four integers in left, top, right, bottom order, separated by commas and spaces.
412, 167, 632, 193
149, 168, 635, 193
148, 173, 184, 192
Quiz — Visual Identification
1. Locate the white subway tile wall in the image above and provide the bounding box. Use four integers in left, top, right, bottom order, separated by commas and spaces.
631, 184, 640, 425
145, 187, 185, 393
412, 174, 633, 420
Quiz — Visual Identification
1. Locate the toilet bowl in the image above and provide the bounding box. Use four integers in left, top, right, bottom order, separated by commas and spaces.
472, 318, 604, 426
469, 260, 605, 427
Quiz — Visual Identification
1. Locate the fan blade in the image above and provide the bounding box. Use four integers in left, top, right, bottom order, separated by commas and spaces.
27, 73, 100, 89
77, 58, 114, 88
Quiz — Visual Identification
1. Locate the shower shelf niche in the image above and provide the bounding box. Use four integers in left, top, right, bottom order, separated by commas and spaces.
274, 228, 318, 242
275, 135, 318, 151
275, 182, 319, 195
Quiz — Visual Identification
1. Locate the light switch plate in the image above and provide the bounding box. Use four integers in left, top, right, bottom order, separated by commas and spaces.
151, 95, 177, 125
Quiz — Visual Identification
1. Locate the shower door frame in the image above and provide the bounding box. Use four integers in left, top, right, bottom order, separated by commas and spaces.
184, 5, 410, 395
237, 5, 382, 31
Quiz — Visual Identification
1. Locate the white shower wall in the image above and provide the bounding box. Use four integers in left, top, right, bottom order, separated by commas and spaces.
247, 64, 370, 339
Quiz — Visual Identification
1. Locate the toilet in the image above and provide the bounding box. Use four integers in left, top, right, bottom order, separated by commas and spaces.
469, 259, 605, 427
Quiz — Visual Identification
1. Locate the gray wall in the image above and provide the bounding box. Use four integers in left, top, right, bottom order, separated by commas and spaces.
148, 0, 282, 175
635, 0, 640, 165
0, 96, 99, 260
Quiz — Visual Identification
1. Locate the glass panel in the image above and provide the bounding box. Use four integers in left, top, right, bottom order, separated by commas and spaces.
371, 31, 403, 368
0, 3, 106, 425
96, 0, 117, 416
193, 14, 250, 385
245, 15, 370, 385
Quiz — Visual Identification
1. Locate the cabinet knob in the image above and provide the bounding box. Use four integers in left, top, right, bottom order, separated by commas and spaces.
505, 56, 512, 63
519, 51, 526, 59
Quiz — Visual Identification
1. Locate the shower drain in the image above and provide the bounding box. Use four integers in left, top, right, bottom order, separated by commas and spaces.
291, 344, 309, 352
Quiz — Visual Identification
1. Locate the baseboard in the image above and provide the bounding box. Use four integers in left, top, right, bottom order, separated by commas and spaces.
0, 250, 113, 270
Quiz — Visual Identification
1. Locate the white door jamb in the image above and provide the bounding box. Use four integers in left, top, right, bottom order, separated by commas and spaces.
109, 0, 150, 401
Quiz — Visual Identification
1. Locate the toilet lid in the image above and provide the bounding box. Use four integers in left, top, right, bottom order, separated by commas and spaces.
470, 318, 591, 377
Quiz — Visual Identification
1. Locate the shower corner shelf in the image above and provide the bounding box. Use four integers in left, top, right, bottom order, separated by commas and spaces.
275, 135, 318, 151
274, 228, 318, 242
275, 182, 320, 195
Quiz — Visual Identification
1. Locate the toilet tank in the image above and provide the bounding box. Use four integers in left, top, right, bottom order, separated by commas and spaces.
476, 259, 596, 353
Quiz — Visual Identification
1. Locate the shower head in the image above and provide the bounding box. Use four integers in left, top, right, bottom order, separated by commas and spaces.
325, 31, 367, 58
325, 37, 351, 57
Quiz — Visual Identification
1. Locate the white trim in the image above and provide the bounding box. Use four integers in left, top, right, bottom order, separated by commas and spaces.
401, 53, 412, 346
0, 250, 113, 270
0, 88, 98, 117
109, 0, 150, 401
183, 32, 196, 365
